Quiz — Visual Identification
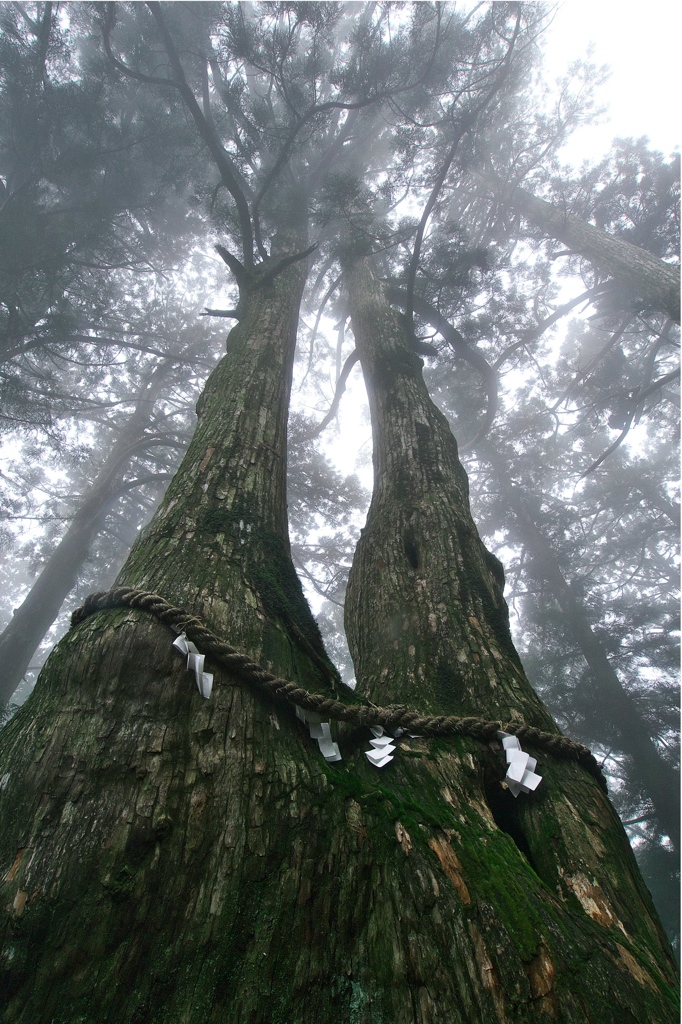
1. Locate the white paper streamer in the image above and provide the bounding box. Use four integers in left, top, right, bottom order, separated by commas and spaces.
363, 725, 395, 768
173, 633, 213, 699
497, 731, 542, 797
295, 706, 342, 762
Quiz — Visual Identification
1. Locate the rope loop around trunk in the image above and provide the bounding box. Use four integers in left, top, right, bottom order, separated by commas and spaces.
70, 588, 607, 791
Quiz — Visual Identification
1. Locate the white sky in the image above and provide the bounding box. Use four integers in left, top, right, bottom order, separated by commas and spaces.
544, 1, 680, 163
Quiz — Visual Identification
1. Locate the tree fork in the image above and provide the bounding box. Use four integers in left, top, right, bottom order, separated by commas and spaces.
0, 246, 677, 1022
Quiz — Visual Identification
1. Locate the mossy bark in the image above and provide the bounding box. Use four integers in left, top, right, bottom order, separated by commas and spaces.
343, 257, 679, 1020
0, 242, 678, 1022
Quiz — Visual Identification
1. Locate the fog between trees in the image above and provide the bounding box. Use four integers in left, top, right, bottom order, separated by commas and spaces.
0, 3, 679, 1019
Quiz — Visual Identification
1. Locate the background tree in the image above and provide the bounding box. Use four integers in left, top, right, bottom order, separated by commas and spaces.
0, 288, 227, 708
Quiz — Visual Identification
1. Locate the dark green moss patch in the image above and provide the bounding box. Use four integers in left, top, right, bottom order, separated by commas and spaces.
248, 528, 339, 682
101, 866, 134, 903
199, 495, 261, 537
433, 660, 467, 715
321, 760, 459, 836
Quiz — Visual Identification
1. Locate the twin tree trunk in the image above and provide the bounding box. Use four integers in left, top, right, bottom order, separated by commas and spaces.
0, 244, 678, 1021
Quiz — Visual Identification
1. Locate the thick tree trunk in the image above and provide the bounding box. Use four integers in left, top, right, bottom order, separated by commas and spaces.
494, 478, 680, 849
343, 257, 678, 1020
511, 185, 680, 324
0, 245, 348, 1022
0, 384, 164, 708
0, 242, 678, 1022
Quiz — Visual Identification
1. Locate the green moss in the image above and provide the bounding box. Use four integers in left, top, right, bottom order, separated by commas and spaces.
101, 866, 135, 903
320, 758, 459, 837
249, 528, 338, 679
199, 494, 261, 537
455, 523, 520, 664
433, 660, 467, 715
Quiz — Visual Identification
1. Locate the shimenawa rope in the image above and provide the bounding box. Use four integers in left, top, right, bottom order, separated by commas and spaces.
70, 587, 607, 791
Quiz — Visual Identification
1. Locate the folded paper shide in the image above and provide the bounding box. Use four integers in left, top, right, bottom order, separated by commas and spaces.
295, 705, 342, 762
497, 730, 542, 796
365, 724, 397, 767
171, 632, 542, 795
173, 633, 213, 699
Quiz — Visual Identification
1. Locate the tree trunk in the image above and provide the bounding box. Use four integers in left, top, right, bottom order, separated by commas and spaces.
343, 256, 678, 1020
0, 243, 678, 1022
511, 185, 680, 324
493, 477, 680, 850
0, 244, 345, 1022
0, 380, 166, 708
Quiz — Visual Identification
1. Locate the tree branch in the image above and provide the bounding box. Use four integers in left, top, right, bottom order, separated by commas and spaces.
102, 3, 175, 88
305, 350, 360, 441
145, 2, 255, 267
257, 243, 318, 288
215, 244, 248, 288
201, 309, 240, 320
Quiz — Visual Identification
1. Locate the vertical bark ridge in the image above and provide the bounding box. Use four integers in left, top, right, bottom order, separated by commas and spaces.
342, 256, 678, 1019
0, 248, 677, 1022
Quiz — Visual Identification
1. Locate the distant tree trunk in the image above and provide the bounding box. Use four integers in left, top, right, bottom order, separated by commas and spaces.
343, 256, 678, 1020
510, 184, 680, 323
0, 237, 678, 1022
0, 379, 167, 708
491, 476, 680, 850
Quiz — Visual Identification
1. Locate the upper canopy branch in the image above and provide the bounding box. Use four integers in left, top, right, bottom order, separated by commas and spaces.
404, 10, 523, 335
102, 3, 177, 88
145, 2, 255, 268
251, 5, 445, 225
476, 172, 681, 324
103, 4, 255, 264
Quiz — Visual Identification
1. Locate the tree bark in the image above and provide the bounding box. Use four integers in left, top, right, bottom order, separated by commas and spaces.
511, 185, 680, 324
343, 256, 678, 1020
0, 244, 349, 1022
493, 478, 680, 850
0, 376, 168, 708
0, 242, 678, 1021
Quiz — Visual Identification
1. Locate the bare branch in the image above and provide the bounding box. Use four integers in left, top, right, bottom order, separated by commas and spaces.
305, 350, 360, 441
